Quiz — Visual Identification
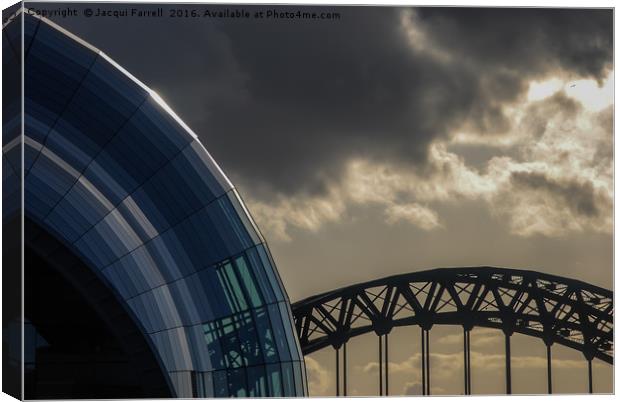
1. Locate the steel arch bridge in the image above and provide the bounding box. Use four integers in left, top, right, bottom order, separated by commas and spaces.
291, 267, 613, 396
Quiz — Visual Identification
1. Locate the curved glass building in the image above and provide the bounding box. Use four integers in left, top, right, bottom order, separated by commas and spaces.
3, 9, 307, 398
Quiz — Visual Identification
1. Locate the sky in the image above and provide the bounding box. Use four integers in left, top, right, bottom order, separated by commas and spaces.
41, 4, 614, 395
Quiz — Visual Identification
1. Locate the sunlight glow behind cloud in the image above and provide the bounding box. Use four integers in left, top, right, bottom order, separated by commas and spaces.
527, 78, 564, 102
527, 72, 613, 111
246, 76, 613, 242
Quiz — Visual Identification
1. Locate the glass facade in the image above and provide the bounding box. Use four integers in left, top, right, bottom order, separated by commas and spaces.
2, 4, 24, 399
3, 10, 306, 397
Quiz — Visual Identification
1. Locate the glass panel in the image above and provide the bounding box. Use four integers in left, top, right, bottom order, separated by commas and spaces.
281, 362, 297, 396
227, 189, 264, 245
25, 146, 80, 221
266, 363, 283, 397
235, 255, 263, 308
216, 262, 247, 313
247, 365, 268, 397
301, 360, 309, 395
168, 279, 207, 326
212, 195, 253, 252
219, 316, 244, 368
203, 321, 226, 371
150, 230, 194, 279
253, 307, 279, 363
227, 368, 247, 397
245, 247, 277, 304
267, 304, 292, 362
213, 370, 229, 397
198, 267, 232, 319
235, 311, 262, 366
183, 141, 232, 195
255, 244, 285, 302
292, 361, 304, 396
202, 371, 215, 397
24, 21, 97, 144
169, 371, 193, 398
279, 302, 302, 361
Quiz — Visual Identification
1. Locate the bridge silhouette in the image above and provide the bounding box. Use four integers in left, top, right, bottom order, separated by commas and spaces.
292, 267, 613, 395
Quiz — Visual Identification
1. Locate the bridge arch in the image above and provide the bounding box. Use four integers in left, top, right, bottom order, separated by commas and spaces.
292, 267, 613, 395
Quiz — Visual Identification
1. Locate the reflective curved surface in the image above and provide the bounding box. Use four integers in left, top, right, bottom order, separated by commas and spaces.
3, 11, 306, 397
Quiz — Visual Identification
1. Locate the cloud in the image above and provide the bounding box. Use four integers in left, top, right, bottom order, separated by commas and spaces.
402, 381, 446, 396
245, 144, 490, 241
487, 91, 612, 237
52, 6, 612, 200
565, 73, 614, 112
416, 8, 612, 82
402, 381, 423, 396
384, 203, 441, 230
437, 328, 502, 347
245, 76, 612, 241
248, 190, 346, 241
361, 350, 592, 382
510, 172, 600, 214
51, 7, 613, 243
304, 355, 332, 395
529, 74, 614, 112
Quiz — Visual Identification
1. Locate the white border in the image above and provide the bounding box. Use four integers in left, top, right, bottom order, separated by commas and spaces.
0, 1, 615, 402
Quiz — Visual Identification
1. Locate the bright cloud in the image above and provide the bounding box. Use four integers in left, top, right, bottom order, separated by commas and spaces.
361, 350, 593, 378
527, 78, 564, 102
565, 73, 614, 112
245, 73, 612, 242
437, 328, 502, 347
527, 73, 613, 111
384, 203, 441, 230
304, 356, 332, 395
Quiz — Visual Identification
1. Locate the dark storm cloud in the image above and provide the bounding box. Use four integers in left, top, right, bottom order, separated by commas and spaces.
510, 171, 601, 218
204, 7, 612, 197
417, 8, 613, 82
48, 5, 612, 197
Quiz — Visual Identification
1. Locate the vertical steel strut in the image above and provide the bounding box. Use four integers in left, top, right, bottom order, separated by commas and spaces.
379, 335, 383, 396
343, 343, 348, 396
336, 346, 340, 396
546, 344, 552, 394
463, 328, 471, 395
385, 333, 389, 396
421, 328, 426, 395
505, 333, 512, 394
427, 330, 431, 395
588, 358, 593, 394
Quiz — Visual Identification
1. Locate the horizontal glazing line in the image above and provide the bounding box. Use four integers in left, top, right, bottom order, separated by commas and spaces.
92, 186, 243, 273
205, 270, 300, 379
68, 137, 203, 247
170, 361, 304, 396
142, 299, 292, 336
152, 306, 302, 372
120, 242, 277, 303
165, 360, 306, 374
172, 363, 303, 396
24, 50, 101, 178
40, 94, 150, 224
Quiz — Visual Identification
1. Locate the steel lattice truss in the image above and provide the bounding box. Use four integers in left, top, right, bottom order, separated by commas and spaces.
292, 267, 613, 363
